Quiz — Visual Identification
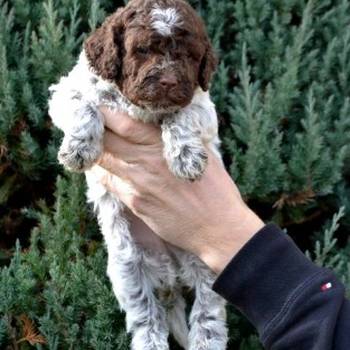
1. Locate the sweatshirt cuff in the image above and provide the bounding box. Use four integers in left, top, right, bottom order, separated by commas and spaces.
213, 224, 323, 333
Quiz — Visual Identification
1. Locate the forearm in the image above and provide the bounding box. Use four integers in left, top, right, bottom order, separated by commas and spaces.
213, 224, 350, 349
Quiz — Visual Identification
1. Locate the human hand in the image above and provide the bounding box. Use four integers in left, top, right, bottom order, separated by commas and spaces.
98, 107, 264, 274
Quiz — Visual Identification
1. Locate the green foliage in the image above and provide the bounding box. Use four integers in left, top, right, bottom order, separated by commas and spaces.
306, 206, 350, 298
0, 174, 130, 349
308, 208, 345, 268
0, 317, 7, 346
0, 0, 124, 243
222, 0, 350, 213
226, 44, 285, 197
0, 0, 350, 349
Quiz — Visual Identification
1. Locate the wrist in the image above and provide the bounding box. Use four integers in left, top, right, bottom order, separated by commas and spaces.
198, 207, 265, 274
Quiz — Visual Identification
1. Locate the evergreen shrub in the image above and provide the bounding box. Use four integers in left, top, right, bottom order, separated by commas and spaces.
0, 0, 350, 348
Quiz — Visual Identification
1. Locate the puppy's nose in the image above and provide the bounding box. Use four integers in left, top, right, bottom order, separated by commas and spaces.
160, 74, 178, 89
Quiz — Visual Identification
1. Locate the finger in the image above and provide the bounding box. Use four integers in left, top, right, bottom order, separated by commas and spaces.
102, 173, 135, 206
97, 152, 130, 179
98, 167, 147, 217
99, 106, 161, 145
103, 130, 147, 162
103, 129, 163, 164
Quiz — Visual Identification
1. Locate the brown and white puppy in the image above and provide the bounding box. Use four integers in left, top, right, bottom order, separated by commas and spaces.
49, 0, 228, 349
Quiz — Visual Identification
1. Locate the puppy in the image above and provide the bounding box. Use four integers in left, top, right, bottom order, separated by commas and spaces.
48, 0, 228, 349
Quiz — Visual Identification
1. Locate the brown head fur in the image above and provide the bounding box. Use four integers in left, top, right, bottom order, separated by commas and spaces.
84, 0, 217, 111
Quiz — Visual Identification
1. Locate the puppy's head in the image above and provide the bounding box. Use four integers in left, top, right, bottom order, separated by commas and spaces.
84, 0, 217, 112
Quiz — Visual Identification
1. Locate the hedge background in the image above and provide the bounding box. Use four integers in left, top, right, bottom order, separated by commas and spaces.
0, 0, 350, 348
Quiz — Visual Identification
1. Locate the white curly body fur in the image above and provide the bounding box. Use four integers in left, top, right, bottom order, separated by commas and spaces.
48, 51, 227, 350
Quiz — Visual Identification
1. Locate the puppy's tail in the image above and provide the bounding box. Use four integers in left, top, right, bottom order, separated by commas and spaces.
159, 288, 189, 349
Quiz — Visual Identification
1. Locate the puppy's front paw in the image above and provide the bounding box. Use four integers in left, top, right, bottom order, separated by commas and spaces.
58, 137, 102, 172
168, 145, 208, 181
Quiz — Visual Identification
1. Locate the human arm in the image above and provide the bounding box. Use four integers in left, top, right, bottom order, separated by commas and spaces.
214, 223, 350, 349
98, 107, 350, 349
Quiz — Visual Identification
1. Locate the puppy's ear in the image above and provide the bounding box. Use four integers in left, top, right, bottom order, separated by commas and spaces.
198, 40, 218, 91
84, 8, 127, 81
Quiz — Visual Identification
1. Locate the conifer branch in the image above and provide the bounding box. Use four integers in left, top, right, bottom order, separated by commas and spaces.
17, 314, 46, 346
274, 188, 316, 209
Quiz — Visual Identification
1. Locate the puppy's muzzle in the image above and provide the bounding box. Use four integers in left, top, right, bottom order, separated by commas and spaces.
159, 73, 178, 91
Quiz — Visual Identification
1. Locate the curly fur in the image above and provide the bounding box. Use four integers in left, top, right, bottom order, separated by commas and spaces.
48, 0, 227, 349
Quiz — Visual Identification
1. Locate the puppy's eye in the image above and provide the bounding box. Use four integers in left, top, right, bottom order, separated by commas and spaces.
187, 51, 201, 61
184, 52, 196, 61
136, 46, 149, 55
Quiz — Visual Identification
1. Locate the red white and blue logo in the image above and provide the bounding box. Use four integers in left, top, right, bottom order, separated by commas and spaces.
321, 282, 332, 292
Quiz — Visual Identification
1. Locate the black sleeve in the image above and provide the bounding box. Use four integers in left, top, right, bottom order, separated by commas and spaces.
212, 224, 350, 349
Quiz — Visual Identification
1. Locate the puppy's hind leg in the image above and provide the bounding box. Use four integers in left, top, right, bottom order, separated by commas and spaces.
159, 287, 189, 349
96, 192, 170, 350
189, 281, 227, 350
178, 252, 228, 350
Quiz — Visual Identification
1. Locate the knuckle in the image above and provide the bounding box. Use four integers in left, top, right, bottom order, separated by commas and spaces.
96, 153, 105, 166
100, 174, 109, 187
100, 155, 116, 174
118, 118, 136, 137
97, 152, 110, 167
130, 193, 147, 214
